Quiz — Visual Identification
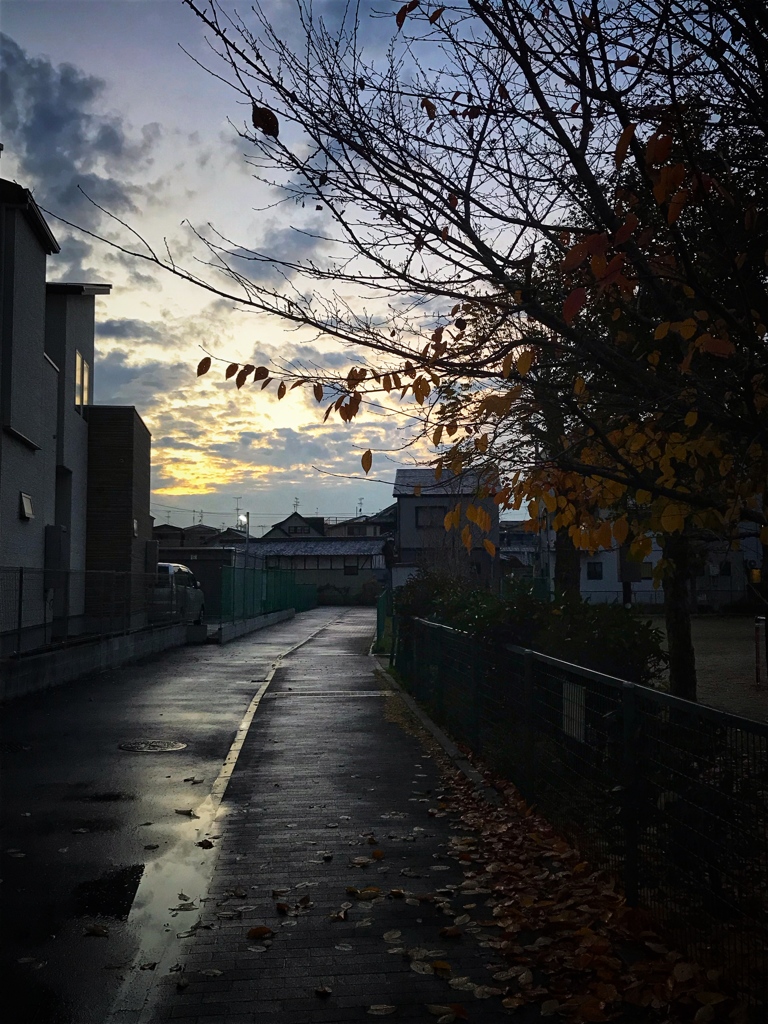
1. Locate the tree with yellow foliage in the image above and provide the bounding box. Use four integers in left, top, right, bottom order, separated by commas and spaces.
73, 1, 766, 697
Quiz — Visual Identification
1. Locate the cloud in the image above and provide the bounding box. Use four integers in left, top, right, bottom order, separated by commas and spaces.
0, 33, 161, 227
96, 318, 164, 343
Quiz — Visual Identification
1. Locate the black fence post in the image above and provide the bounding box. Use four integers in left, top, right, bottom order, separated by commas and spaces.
621, 682, 640, 906
16, 566, 24, 657
523, 649, 536, 803
470, 645, 483, 755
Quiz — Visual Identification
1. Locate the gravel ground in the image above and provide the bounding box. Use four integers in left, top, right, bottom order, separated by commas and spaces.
652, 615, 768, 723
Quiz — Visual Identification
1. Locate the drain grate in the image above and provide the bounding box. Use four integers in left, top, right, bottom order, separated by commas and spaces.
118, 740, 187, 752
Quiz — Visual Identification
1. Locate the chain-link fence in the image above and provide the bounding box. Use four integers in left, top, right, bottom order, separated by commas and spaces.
219, 566, 317, 622
394, 617, 768, 1006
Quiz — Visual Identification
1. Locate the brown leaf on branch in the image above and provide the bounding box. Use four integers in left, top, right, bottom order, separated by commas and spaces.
563, 287, 587, 325
251, 104, 279, 138
614, 123, 636, 168
196, 357, 211, 377
396, 1, 419, 30
361, 450, 373, 474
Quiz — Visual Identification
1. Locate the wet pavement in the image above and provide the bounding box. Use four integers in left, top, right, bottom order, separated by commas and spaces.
109, 608, 521, 1024
0, 608, 344, 1024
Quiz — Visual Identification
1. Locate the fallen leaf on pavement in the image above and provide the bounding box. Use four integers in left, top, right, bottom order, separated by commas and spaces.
174, 809, 200, 818
367, 1007, 397, 1016
200, 969, 223, 977
247, 926, 274, 939
196, 839, 214, 849
315, 985, 332, 997
83, 923, 109, 937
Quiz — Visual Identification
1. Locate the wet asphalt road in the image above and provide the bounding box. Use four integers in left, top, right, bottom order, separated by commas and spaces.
0, 609, 345, 1024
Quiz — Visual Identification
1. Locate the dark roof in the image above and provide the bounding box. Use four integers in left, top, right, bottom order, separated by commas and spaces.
393, 468, 494, 497
46, 282, 112, 295
0, 178, 60, 254
250, 537, 388, 557
368, 503, 397, 521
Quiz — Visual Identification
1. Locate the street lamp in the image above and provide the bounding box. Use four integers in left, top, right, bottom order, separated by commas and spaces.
237, 513, 250, 566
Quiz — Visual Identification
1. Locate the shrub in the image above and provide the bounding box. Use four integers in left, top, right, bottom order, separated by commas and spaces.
395, 569, 667, 687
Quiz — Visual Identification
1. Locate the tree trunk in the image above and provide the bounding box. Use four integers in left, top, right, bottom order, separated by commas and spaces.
554, 527, 581, 600
662, 533, 697, 701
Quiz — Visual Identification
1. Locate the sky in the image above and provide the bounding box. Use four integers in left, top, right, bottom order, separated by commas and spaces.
1, 0, 428, 533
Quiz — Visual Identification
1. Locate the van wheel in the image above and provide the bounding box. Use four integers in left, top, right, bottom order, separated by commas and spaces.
195, 607, 205, 626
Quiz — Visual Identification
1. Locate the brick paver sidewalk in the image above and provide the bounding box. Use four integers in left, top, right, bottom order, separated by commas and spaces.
139, 608, 522, 1024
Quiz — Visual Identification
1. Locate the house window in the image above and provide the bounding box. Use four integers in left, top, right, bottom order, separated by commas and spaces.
75, 350, 91, 411
586, 561, 603, 581
19, 492, 34, 520
415, 505, 447, 528
289, 525, 309, 534
344, 556, 358, 575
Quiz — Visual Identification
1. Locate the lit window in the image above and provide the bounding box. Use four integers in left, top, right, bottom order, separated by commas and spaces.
75, 350, 83, 407
82, 358, 90, 406
75, 351, 91, 410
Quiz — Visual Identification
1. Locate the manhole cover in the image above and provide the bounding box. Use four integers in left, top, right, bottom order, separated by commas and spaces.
118, 740, 187, 752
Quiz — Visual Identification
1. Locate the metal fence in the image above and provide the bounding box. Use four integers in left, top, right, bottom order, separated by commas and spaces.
395, 617, 768, 1006
0, 566, 183, 658
219, 566, 317, 622
1, 565, 318, 659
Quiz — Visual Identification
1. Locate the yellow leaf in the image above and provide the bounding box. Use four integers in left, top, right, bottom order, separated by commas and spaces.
483, 539, 496, 557
636, 490, 652, 504
361, 450, 373, 475
660, 503, 686, 533
516, 350, 533, 376
443, 511, 455, 532
574, 376, 585, 395
502, 352, 514, 378
432, 425, 443, 446
684, 410, 698, 427
612, 517, 629, 545
461, 525, 472, 552
654, 322, 670, 340
542, 492, 557, 513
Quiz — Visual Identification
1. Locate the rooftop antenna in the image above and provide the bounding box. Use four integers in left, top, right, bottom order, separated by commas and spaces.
293, 496, 300, 513
234, 496, 242, 519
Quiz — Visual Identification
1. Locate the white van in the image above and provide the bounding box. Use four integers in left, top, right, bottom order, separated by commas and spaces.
150, 563, 206, 624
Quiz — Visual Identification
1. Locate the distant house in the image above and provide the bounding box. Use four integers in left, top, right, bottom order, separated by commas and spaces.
526, 512, 762, 610
392, 468, 500, 586
249, 536, 391, 604
0, 179, 153, 651
263, 512, 326, 539
325, 503, 396, 538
